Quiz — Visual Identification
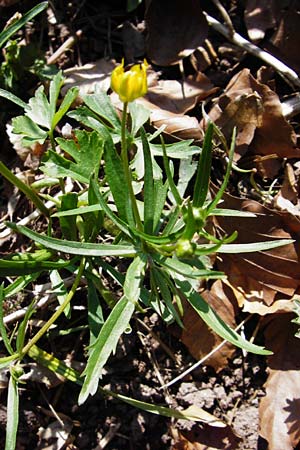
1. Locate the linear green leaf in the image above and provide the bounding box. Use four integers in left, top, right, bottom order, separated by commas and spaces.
174, 275, 272, 355
5, 374, 19, 450
79, 296, 135, 404
6, 223, 137, 257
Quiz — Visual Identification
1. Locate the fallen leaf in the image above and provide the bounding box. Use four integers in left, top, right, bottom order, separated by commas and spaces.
62, 59, 116, 97
145, 0, 208, 66
181, 280, 237, 371
259, 314, 300, 449
205, 69, 300, 166
145, 74, 217, 115
214, 193, 300, 308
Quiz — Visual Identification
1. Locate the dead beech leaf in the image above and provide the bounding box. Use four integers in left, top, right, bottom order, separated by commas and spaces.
181, 280, 237, 371
146, 107, 202, 141
215, 193, 300, 308
145, 0, 208, 66
244, 0, 279, 41
62, 59, 116, 97
206, 69, 300, 163
259, 314, 300, 449
145, 74, 217, 115
172, 424, 241, 450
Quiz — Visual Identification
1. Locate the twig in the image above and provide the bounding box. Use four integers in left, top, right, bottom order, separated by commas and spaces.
204, 12, 300, 89
160, 317, 251, 389
47, 30, 82, 65
211, 0, 234, 37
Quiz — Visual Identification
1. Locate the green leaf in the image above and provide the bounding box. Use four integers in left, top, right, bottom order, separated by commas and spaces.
193, 121, 213, 208
53, 86, 79, 129
141, 127, 154, 234
151, 141, 201, 158
0, 257, 72, 276
0, 88, 27, 109
87, 280, 104, 347
50, 270, 70, 318
25, 84, 51, 128
7, 222, 137, 257
129, 102, 150, 136
59, 192, 78, 241
198, 239, 294, 253
42, 130, 104, 183
103, 133, 134, 223
174, 275, 272, 355
49, 71, 64, 121
0, 2, 48, 48
5, 372, 19, 450
11, 115, 48, 146
68, 107, 116, 140
154, 255, 224, 280
79, 296, 135, 404
124, 254, 146, 304
82, 90, 121, 131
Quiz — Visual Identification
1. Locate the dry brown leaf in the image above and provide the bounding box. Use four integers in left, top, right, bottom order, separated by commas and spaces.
171, 424, 241, 450
181, 280, 237, 371
206, 69, 300, 165
215, 193, 300, 309
62, 59, 116, 97
244, 0, 279, 41
145, 74, 217, 115
145, 0, 208, 66
259, 314, 300, 449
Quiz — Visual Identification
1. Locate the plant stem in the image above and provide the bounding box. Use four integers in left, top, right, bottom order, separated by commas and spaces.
20, 257, 86, 358
0, 161, 49, 217
121, 102, 143, 231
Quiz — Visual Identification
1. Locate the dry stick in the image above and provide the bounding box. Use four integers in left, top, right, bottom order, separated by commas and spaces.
161, 317, 251, 390
47, 30, 82, 65
210, 0, 234, 37
204, 12, 300, 89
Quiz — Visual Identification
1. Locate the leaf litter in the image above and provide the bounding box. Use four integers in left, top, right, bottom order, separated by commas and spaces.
1, 1, 300, 449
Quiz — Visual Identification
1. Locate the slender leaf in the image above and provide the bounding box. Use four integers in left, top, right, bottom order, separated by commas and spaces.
174, 274, 272, 355
6, 223, 137, 257
141, 127, 154, 234
124, 254, 146, 304
0, 89, 27, 109
5, 372, 19, 450
193, 121, 213, 208
197, 239, 294, 253
79, 296, 135, 404
0, 2, 48, 48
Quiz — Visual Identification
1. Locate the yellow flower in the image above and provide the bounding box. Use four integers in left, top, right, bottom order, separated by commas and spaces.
111, 59, 148, 103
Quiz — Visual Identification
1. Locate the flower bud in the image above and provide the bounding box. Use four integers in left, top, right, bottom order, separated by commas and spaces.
176, 238, 196, 258
111, 59, 148, 103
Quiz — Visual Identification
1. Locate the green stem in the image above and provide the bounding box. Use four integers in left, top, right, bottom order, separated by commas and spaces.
121, 102, 143, 231
0, 161, 49, 217
20, 257, 86, 358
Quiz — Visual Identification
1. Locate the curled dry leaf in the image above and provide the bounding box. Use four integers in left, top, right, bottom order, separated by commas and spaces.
206, 68, 300, 166
181, 280, 237, 371
136, 73, 216, 141
259, 314, 300, 449
215, 193, 300, 310
145, 0, 208, 66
